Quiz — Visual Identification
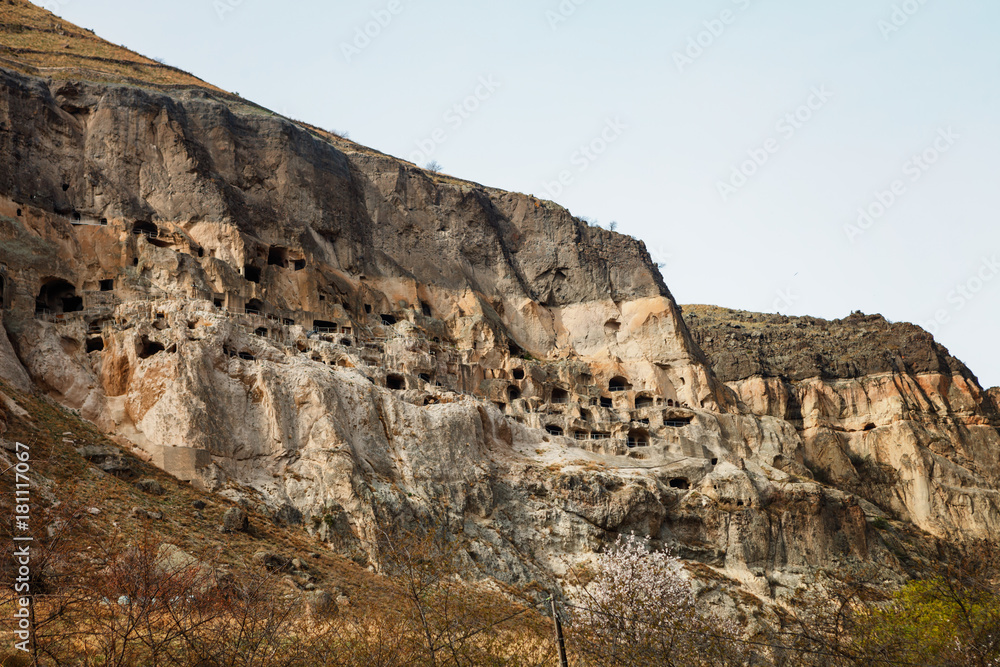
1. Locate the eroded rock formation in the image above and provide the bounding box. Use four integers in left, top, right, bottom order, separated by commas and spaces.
1, 1, 998, 606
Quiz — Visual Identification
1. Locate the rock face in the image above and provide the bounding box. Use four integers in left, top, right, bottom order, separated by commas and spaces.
685, 305, 1000, 542
0, 1, 998, 605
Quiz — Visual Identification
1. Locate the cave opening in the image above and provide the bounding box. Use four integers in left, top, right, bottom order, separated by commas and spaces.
512, 368, 525, 380
545, 425, 564, 437
635, 394, 654, 409
245, 299, 265, 315
132, 221, 158, 238
508, 386, 521, 401
138, 336, 165, 359
386, 374, 405, 390
627, 428, 650, 448
86, 337, 104, 353
35, 279, 82, 315
267, 246, 289, 268
551, 387, 569, 404
244, 265, 261, 284
609, 376, 629, 392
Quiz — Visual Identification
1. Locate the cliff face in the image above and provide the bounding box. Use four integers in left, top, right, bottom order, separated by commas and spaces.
685, 305, 1000, 542
1, 0, 999, 609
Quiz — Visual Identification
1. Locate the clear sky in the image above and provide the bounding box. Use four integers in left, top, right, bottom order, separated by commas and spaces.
40, 0, 1000, 388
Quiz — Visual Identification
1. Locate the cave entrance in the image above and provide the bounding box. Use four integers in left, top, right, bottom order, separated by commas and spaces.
132, 221, 158, 238
634, 394, 654, 409
267, 246, 289, 268
545, 425, 564, 437
627, 428, 650, 448
35, 279, 82, 315
386, 374, 405, 391
609, 376, 629, 392
245, 299, 265, 316
508, 386, 521, 402
244, 265, 262, 284
313, 320, 337, 333
551, 387, 569, 404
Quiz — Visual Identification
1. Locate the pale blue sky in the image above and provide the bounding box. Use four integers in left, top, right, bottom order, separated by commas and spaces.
42, 0, 1000, 387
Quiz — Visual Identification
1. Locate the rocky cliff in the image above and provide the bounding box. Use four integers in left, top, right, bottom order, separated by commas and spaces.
1, 0, 998, 611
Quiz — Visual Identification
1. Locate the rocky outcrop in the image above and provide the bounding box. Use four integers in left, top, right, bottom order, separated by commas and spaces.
0, 1, 998, 608
685, 305, 1000, 541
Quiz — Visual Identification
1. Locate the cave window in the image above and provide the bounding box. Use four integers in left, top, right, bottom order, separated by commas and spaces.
340, 339, 352, 347
600, 396, 613, 409
609, 376, 629, 392
16, 209, 22, 217
214, 298, 224, 308
418, 373, 431, 382
246, 299, 265, 315
99, 279, 114, 292
342, 327, 352, 335
72, 211, 81, 222
574, 430, 589, 441
254, 327, 268, 337
138, 336, 165, 359
313, 320, 337, 333
864, 423, 876, 431
551, 388, 569, 404
627, 429, 649, 448
196, 247, 204, 258
664, 415, 693, 428
580, 409, 592, 422
132, 221, 158, 238
667, 399, 675, 407
267, 246, 289, 268
283, 318, 294, 326
421, 301, 432, 317
494, 402, 507, 412
380, 314, 397, 326
604, 319, 621, 334
35, 279, 81, 315
86, 337, 104, 353
293, 259, 306, 271
386, 374, 405, 391
62, 183, 69, 191
238, 351, 255, 361
133, 258, 139, 266
244, 265, 261, 284
545, 425, 564, 437
711, 458, 719, 465
591, 432, 610, 440
364, 304, 372, 314
635, 394, 654, 409
669, 478, 690, 490
508, 386, 521, 401
100, 218, 107, 225
512, 368, 525, 381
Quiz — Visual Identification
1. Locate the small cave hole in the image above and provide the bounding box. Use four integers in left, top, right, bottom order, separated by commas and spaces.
634, 394, 654, 409
138, 336, 165, 359
420, 301, 432, 317
99, 279, 114, 292
243, 265, 261, 284
507, 386, 521, 401
545, 425, 564, 437
293, 259, 306, 271
669, 478, 690, 490
380, 314, 397, 326
386, 374, 405, 390
600, 396, 613, 409
86, 337, 104, 353
512, 368, 525, 380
